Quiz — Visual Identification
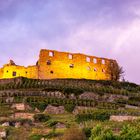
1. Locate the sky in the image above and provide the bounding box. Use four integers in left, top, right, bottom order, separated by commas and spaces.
0, 0, 140, 84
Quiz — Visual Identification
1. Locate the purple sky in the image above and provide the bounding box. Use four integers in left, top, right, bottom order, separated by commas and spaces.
0, 0, 140, 84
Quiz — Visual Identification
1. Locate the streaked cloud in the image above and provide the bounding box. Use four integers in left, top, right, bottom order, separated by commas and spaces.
0, 0, 140, 83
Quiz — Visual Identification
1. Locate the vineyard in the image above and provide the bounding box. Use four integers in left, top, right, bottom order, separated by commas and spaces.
0, 77, 140, 139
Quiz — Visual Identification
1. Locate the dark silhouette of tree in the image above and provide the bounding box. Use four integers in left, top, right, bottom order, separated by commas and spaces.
107, 61, 124, 81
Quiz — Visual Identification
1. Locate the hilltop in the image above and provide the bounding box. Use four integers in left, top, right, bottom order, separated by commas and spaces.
0, 77, 140, 139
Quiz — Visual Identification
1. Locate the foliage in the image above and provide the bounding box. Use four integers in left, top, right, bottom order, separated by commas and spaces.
33, 113, 51, 122
76, 110, 111, 122
61, 126, 86, 140
120, 125, 140, 140
89, 124, 140, 140
89, 125, 117, 140
29, 102, 48, 112
64, 104, 75, 113
45, 120, 58, 128
106, 62, 124, 81
63, 87, 84, 96
83, 127, 92, 138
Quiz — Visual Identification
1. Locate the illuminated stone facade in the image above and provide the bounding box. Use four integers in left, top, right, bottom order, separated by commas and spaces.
0, 49, 117, 80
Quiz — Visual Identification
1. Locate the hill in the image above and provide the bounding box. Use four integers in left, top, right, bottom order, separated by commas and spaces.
0, 77, 140, 139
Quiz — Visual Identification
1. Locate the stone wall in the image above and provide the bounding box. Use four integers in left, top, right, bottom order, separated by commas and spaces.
38, 49, 115, 80
110, 115, 139, 122
0, 77, 22, 85
12, 113, 34, 120
1, 65, 38, 79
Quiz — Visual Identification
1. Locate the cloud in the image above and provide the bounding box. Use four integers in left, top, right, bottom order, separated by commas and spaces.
0, 0, 140, 84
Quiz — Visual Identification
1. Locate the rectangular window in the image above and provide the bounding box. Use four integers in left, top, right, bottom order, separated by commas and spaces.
68, 54, 73, 59
86, 57, 90, 62
49, 51, 54, 57
12, 71, 16, 76
93, 58, 97, 64
102, 59, 105, 64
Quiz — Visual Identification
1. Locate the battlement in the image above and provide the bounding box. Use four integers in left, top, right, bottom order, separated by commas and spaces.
0, 49, 117, 80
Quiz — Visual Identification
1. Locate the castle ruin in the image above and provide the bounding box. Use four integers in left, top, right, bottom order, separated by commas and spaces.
0, 49, 117, 80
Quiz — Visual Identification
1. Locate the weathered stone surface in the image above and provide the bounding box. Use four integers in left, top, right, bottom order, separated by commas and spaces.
55, 122, 66, 128
35, 108, 40, 113
44, 105, 65, 114
125, 105, 139, 109
73, 106, 94, 115
1, 122, 10, 127
13, 113, 34, 120
15, 122, 21, 128
103, 94, 128, 102
11, 103, 32, 111
110, 115, 139, 122
11, 103, 26, 110
0, 130, 7, 138
6, 97, 14, 103
79, 92, 99, 100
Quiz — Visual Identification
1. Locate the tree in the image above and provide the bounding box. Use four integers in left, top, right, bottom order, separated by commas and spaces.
107, 61, 124, 81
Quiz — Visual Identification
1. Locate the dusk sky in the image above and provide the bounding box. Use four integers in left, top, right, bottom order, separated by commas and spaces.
0, 0, 140, 84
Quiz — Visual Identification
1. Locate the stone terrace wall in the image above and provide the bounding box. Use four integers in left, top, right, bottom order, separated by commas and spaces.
0, 77, 22, 85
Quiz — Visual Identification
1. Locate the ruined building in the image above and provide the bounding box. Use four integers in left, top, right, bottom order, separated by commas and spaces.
0, 49, 117, 80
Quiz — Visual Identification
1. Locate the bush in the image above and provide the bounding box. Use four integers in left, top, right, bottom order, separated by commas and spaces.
33, 114, 51, 122
89, 124, 140, 140
89, 125, 117, 140
62, 126, 86, 140
64, 104, 75, 113
63, 87, 84, 96
83, 127, 92, 138
76, 110, 111, 122
46, 120, 58, 128
30, 102, 48, 111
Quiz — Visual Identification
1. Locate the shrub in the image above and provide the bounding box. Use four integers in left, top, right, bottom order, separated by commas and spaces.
89, 125, 117, 140
89, 124, 140, 140
83, 127, 92, 138
33, 114, 51, 122
76, 110, 111, 122
63, 87, 84, 96
64, 104, 75, 113
46, 120, 58, 128
62, 126, 86, 140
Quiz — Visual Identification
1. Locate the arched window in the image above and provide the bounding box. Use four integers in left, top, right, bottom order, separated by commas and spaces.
69, 64, 74, 68
87, 66, 91, 70
94, 68, 97, 72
